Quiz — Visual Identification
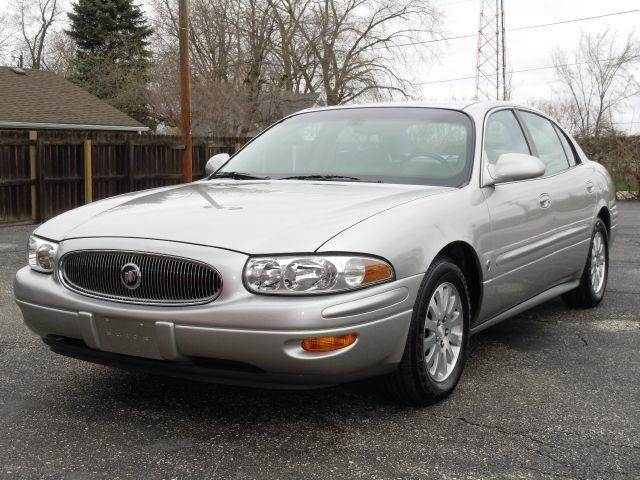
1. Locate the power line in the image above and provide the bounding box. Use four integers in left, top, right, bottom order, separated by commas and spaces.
416, 56, 640, 86
387, 8, 640, 49
436, 0, 476, 7
509, 9, 640, 33
179, 7, 640, 83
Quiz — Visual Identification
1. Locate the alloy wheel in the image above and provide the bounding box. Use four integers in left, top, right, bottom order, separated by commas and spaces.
424, 282, 464, 382
590, 231, 606, 295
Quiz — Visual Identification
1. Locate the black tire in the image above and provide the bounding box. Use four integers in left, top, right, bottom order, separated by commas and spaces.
384, 256, 471, 406
561, 218, 609, 309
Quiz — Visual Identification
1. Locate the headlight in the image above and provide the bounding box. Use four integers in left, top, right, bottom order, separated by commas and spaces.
244, 255, 394, 295
28, 235, 59, 273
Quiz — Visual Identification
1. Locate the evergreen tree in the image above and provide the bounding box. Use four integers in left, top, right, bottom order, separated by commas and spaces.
66, 0, 154, 127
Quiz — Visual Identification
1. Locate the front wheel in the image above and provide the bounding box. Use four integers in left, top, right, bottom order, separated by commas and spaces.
384, 257, 470, 405
562, 218, 609, 308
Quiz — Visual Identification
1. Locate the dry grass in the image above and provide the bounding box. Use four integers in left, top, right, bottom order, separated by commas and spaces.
577, 135, 640, 200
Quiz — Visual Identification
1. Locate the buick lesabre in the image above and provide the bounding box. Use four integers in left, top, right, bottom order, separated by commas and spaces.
14, 101, 617, 404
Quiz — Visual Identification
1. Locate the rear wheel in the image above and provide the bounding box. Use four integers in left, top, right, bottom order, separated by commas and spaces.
562, 219, 609, 308
384, 257, 470, 405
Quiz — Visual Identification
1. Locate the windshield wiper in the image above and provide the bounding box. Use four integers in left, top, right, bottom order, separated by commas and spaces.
280, 174, 362, 182
210, 171, 270, 180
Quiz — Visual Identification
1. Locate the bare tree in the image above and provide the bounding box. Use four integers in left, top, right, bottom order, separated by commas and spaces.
148, 47, 251, 136
237, 0, 274, 132
530, 98, 581, 132
155, 0, 237, 82
151, 0, 281, 134
267, 0, 319, 94
0, 11, 16, 64
148, 0, 442, 133
150, 0, 256, 135
552, 29, 640, 136
280, 0, 442, 105
43, 29, 75, 76
11, 0, 62, 69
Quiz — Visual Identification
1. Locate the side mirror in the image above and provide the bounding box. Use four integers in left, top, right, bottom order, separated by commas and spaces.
205, 153, 230, 176
487, 153, 546, 185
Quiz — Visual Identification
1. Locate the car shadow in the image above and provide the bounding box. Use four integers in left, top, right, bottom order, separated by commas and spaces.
469, 297, 571, 354
50, 298, 576, 425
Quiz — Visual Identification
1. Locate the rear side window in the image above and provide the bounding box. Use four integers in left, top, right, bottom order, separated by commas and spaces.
484, 109, 530, 165
554, 125, 579, 166
519, 111, 570, 175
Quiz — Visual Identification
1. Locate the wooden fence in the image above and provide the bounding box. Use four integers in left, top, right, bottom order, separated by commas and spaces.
0, 131, 249, 225
2, 130, 637, 226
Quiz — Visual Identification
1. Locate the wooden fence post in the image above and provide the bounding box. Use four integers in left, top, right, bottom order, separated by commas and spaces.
127, 140, 135, 192
35, 138, 45, 223
28, 131, 38, 221
84, 138, 92, 203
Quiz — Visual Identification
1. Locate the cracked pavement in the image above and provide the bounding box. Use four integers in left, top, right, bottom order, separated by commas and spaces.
0, 203, 638, 479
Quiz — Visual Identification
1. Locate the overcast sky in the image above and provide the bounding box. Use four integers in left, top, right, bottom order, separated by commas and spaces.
1, 0, 638, 132
418, 0, 640, 131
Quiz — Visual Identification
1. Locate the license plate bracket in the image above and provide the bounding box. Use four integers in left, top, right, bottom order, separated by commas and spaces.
95, 317, 162, 360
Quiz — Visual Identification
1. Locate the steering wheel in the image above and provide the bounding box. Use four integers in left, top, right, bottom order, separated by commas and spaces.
409, 152, 457, 174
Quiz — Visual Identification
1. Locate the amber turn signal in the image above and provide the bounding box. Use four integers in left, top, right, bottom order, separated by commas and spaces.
363, 259, 393, 284
301, 333, 357, 352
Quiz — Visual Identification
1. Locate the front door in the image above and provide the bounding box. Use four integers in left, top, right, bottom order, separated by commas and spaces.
479, 109, 557, 320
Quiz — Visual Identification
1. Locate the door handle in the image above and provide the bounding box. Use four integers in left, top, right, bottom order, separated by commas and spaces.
586, 181, 595, 194
539, 193, 551, 209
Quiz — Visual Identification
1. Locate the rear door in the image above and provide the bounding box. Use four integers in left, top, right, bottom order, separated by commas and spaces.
480, 109, 557, 319
518, 110, 594, 281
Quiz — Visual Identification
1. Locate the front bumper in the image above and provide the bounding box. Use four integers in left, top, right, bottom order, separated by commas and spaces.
14, 238, 421, 387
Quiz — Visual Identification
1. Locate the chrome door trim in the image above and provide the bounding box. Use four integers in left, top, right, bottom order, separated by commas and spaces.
485, 237, 590, 285
495, 224, 590, 266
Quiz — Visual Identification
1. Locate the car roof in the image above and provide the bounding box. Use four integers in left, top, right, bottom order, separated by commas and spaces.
299, 100, 538, 116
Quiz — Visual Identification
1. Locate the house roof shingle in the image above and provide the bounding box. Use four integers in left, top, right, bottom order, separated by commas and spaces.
0, 66, 147, 131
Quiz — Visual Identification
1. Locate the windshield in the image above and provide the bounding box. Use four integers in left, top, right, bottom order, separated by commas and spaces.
216, 107, 475, 187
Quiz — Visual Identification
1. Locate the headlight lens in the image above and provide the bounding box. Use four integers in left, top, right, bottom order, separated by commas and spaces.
28, 235, 59, 273
244, 255, 394, 295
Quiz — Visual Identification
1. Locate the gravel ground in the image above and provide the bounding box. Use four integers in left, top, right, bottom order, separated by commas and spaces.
0, 203, 638, 480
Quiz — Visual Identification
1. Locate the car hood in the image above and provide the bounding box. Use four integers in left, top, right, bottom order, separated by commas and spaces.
37, 180, 451, 253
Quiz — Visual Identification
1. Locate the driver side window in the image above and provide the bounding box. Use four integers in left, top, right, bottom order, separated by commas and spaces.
484, 110, 531, 165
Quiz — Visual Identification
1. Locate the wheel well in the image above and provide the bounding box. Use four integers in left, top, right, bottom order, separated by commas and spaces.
437, 241, 483, 322
597, 207, 611, 235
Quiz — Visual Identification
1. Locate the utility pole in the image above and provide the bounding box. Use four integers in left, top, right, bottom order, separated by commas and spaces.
178, 0, 193, 182
475, 0, 508, 100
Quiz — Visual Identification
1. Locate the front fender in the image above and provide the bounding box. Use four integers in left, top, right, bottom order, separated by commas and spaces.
317, 187, 491, 280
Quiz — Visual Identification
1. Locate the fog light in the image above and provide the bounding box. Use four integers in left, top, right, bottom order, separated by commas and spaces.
301, 333, 357, 352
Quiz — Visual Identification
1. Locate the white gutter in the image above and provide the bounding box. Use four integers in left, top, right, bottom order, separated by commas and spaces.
0, 121, 149, 132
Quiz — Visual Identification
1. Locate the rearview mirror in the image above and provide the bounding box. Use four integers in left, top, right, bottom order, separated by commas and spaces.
487, 153, 546, 186
205, 153, 230, 176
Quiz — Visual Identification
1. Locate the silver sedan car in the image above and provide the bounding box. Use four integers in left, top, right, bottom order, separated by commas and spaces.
14, 101, 617, 404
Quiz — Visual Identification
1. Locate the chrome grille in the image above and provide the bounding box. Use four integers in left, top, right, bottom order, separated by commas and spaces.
60, 251, 222, 305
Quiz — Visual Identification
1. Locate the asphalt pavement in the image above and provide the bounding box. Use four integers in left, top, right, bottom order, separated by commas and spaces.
0, 203, 638, 480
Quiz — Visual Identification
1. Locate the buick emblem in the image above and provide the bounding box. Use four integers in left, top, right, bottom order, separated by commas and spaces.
120, 263, 142, 290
